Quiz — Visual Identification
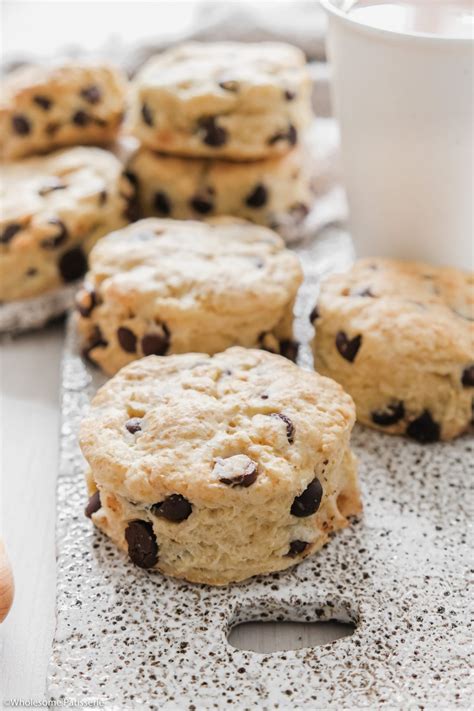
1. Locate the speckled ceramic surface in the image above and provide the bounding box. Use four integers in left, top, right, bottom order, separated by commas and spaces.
48, 227, 472, 710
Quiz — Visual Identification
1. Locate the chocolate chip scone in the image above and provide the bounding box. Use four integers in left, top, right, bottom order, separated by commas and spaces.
311, 258, 474, 442
81, 347, 361, 585
0, 62, 126, 160
0, 146, 134, 302
126, 146, 312, 237
128, 42, 312, 160
76, 217, 303, 375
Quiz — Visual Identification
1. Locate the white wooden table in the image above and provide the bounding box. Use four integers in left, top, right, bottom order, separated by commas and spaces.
0, 324, 63, 703
0, 325, 350, 704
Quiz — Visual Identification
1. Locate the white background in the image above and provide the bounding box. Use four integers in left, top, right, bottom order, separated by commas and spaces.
2, 0, 201, 60
2, 0, 319, 63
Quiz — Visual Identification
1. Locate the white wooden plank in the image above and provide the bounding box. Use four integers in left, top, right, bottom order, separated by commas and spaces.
0, 325, 63, 703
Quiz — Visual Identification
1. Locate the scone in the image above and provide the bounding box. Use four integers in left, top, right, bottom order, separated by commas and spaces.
80, 347, 362, 585
75, 218, 303, 375
128, 42, 313, 160
0, 146, 134, 302
311, 258, 474, 442
0, 62, 126, 160
126, 146, 312, 235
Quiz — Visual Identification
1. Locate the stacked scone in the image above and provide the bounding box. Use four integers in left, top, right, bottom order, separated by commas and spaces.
125, 42, 314, 236
75, 217, 303, 371
0, 62, 134, 303
72, 44, 363, 584
80, 347, 362, 585
75, 216, 363, 584
0, 44, 358, 586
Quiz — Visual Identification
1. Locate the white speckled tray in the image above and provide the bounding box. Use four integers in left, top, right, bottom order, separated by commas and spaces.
48, 228, 472, 710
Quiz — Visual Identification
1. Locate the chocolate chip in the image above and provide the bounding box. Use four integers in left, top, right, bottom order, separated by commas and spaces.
372, 401, 405, 426
268, 131, 284, 145
80, 85, 102, 104
141, 326, 170, 356
309, 305, 319, 324
280, 339, 299, 363
72, 110, 91, 126
0, 223, 22, 244
245, 184, 268, 208
151, 494, 192, 523
89, 325, 107, 349
12, 114, 31, 135
59, 247, 87, 282
82, 325, 108, 364
117, 327, 137, 353
38, 178, 67, 196
75, 284, 97, 318
406, 410, 440, 443
125, 520, 158, 568
153, 191, 171, 216
40, 218, 68, 249
33, 95, 52, 110
291, 478, 323, 517
271, 413, 295, 444
124, 194, 140, 222
190, 196, 213, 214
461, 365, 474, 387
124, 170, 139, 188
354, 287, 375, 297
335, 331, 362, 362
85, 491, 101, 518
284, 90, 296, 101
125, 417, 142, 434
268, 124, 297, 146
213, 455, 258, 488
141, 103, 154, 126
198, 116, 228, 147
99, 190, 108, 206
287, 540, 309, 557
218, 79, 239, 92
26, 267, 37, 277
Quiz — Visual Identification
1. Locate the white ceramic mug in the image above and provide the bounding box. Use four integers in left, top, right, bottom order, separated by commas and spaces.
321, 0, 474, 269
